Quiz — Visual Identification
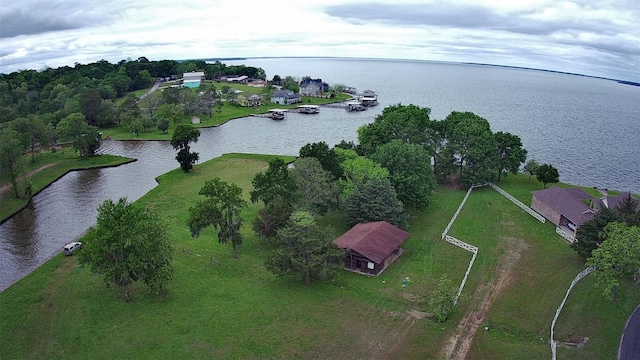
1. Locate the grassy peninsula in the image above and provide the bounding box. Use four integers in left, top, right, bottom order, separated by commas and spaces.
0, 148, 133, 223
1, 153, 637, 359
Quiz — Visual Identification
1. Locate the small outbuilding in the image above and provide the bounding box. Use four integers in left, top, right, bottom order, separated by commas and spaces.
333, 221, 409, 276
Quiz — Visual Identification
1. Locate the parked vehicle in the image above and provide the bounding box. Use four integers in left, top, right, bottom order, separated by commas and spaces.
63, 242, 83, 256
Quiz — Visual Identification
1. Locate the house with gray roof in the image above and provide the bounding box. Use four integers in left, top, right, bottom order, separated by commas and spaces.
531, 186, 597, 234
531, 186, 639, 236
271, 90, 301, 105
300, 82, 323, 96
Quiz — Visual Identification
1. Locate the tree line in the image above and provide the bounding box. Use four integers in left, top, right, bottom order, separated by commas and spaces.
0, 59, 267, 198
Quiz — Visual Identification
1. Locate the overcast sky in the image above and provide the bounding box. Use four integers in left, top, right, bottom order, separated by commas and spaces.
1, 0, 638, 81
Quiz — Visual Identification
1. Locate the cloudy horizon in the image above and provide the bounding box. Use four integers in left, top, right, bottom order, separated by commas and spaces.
1, 0, 638, 81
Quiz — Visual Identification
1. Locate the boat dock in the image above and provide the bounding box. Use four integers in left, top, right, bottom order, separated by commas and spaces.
252, 109, 288, 120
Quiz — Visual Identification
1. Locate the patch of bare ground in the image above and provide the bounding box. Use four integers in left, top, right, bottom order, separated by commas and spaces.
441, 237, 527, 359
319, 300, 425, 360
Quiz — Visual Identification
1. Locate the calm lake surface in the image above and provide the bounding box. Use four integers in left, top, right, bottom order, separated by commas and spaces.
1, 58, 638, 291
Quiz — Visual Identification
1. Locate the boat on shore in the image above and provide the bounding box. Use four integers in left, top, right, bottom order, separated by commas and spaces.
268, 109, 287, 120
346, 101, 366, 111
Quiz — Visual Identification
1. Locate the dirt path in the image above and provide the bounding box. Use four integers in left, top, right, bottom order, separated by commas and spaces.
0, 163, 56, 198
441, 237, 526, 359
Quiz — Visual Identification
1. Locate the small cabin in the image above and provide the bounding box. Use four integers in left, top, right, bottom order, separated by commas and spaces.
333, 221, 409, 276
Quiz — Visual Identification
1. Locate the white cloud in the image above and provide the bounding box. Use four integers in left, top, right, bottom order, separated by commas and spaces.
0, 0, 638, 81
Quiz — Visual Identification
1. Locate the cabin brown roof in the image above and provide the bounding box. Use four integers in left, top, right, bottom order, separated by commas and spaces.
333, 221, 409, 264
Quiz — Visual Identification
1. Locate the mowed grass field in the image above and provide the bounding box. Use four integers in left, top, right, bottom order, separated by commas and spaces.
0, 156, 637, 359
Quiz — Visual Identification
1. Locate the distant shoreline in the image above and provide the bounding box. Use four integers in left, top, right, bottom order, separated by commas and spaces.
192, 56, 639, 84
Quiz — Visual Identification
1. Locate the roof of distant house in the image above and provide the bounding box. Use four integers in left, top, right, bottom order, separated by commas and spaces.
272, 90, 299, 99
606, 192, 640, 211
333, 221, 409, 264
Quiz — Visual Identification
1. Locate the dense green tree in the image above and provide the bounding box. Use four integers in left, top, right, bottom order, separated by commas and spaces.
370, 139, 436, 210
155, 103, 184, 128
132, 69, 154, 90
265, 211, 343, 284
334, 140, 357, 151
0, 127, 27, 198
573, 207, 623, 260
161, 86, 182, 105
253, 198, 294, 243
170, 124, 200, 172
80, 89, 103, 126
345, 177, 409, 229
77, 198, 174, 302
250, 157, 297, 207
128, 118, 144, 137
10, 116, 47, 162
495, 131, 527, 181
587, 222, 640, 300
56, 112, 100, 158
94, 100, 118, 128
357, 104, 433, 156
291, 157, 339, 215
157, 117, 170, 134
188, 178, 247, 258
338, 155, 389, 203
299, 141, 343, 179
536, 163, 560, 188
429, 275, 459, 322
523, 159, 539, 179
282, 76, 300, 93
443, 111, 498, 187
615, 194, 640, 226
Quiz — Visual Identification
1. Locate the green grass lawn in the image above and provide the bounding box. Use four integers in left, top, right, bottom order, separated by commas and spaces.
0, 162, 637, 359
0, 148, 133, 222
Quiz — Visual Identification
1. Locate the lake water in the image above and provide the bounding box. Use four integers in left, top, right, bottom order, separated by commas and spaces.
1, 58, 638, 291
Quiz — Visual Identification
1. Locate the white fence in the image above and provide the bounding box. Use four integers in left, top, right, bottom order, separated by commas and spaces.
487, 182, 546, 223
550, 266, 595, 360
445, 235, 478, 305
441, 185, 477, 240
556, 227, 576, 244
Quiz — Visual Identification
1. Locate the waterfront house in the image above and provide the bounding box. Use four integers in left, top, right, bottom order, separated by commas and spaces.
531, 186, 639, 237
300, 78, 329, 92
531, 186, 597, 235
333, 221, 409, 276
271, 90, 301, 105
300, 83, 323, 96
182, 71, 205, 88
240, 94, 262, 107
